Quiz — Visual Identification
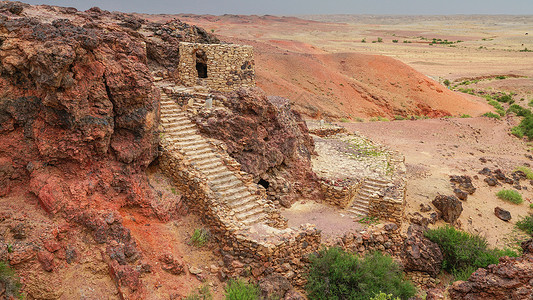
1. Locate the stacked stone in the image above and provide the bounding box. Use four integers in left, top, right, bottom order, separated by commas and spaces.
318, 178, 361, 208
308, 127, 348, 137
178, 42, 255, 92
329, 223, 403, 257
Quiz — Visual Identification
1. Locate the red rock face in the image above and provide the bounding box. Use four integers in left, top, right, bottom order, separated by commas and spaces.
193, 89, 320, 205
0, 3, 218, 298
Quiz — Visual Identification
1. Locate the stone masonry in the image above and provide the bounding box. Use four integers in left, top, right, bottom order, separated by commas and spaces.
178, 42, 255, 91
157, 82, 320, 285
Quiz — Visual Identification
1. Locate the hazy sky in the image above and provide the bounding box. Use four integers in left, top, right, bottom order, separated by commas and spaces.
20, 0, 533, 15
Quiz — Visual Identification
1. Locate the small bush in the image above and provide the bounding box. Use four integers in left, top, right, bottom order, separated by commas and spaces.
306, 248, 416, 300
225, 278, 259, 300
377, 37, 383, 43
496, 189, 523, 204
516, 166, 533, 180
530, 203, 533, 209
460, 114, 472, 118
392, 40, 398, 43
394, 115, 406, 120
425, 226, 519, 280
507, 104, 531, 117
361, 38, 366, 43
339, 118, 349, 123
0, 261, 23, 299
512, 126, 525, 138
514, 115, 533, 140
488, 100, 504, 111
495, 75, 507, 80
496, 93, 514, 103
191, 228, 210, 247
483, 112, 501, 119
516, 214, 533, 235
443, 79, 451, 86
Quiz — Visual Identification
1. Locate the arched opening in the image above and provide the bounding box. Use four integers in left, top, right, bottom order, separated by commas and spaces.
195, 50, 208, 78
257, 179, 270, 189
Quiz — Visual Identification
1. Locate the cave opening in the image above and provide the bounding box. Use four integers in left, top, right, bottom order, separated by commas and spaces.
195, 50, 208, 78
257, 179, 270, 189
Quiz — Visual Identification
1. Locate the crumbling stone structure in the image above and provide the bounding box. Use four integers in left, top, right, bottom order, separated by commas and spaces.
178, 42, 255, 91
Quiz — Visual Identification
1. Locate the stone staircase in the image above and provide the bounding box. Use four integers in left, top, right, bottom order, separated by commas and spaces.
159, 92, 269, 226
346, 177, 391, 216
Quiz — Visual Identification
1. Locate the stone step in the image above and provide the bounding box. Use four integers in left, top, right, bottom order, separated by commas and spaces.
196, 159, 224, 170
172, 136, 205, 146
240, 210, 267, 225
219, 185, 248, 197
165, 129, 197, 138
346, 207, 368, 216
161, 117, 189, 125
206, 170, 234, 181
351, 201, 369, 210
161, 111, 187, 118
232, 201, 261, 215
358, 189, 380, 198
226, 194, 255, 207
184, 147, 212, 157
180, 142, 211, 152
210, 174, 237, 187
188, 152, 217, 162
367, 178, 390, 185
236, 205, 265, 220
211, 179, 241, 192
202, 165, 230, 176
162, 122, 195, 131
360, 185, 382, 192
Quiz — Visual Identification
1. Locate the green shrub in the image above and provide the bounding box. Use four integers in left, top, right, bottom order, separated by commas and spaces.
460, 114, 471, 118
496, 93, 514, 103
488, 100, 504, 110
371, 292, 400, 300
392, 40, 399, 43
191, 228, 210, 247
496, 189, 523, 204
512, 126, 525, 138
507, 104, 531, 117
443, 79, 451, 86
516, 166, 533, 180
513, 115, 533, 140
425, 226, 518, 280
225, 278, 259, 300
495, 75, 507, 80
339, 118, 349, 123
0, 261, 23, 299
361, 38, 367, 43
528, 99, 533, 107
394, 115, 406, 120
516, 214, 533, 235
306, 247, 416, 300
482, 112, 501, 119
377, 37, 383, 43
530, 203, 533, 209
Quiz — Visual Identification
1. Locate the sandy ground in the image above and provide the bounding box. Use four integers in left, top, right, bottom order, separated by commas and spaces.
341, 116, 532, 249
281, 200, 366, 242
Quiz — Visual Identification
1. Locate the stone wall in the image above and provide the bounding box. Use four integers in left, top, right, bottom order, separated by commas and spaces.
318, 178, 361, 208
178, 42, 255, 92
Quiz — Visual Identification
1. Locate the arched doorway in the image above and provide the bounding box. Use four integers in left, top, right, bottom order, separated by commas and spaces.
195, 50, 208, 78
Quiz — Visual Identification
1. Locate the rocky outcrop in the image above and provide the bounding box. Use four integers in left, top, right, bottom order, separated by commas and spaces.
402, 225, 443, 277
0, 3, 219, 298
432, 195, 463, 224
450, 239, 533, 299
193, 90, 320, 205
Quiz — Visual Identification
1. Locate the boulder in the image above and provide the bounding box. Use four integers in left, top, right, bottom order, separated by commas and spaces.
258, 273, 291, 300
402, 225, 443, 277
450, 175, 476, 194
432, 195, 463, 224
453, 188, 468, 201
484, 177, 498, 186
494, 207, 511, 221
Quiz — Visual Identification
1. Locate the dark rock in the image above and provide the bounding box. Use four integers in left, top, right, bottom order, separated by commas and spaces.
479, 157, 487, 163
410, 212, 429, 227
494, 169, 507, 181
450, 175, 476, 194
485, 177, 498, 186
504, 177, 515, 185
494, 207, 511, 221
258, 273, 291, 300
453, 188, 468, 201
432, 195, 463, 224
420, 203, 432, 212
429, 212, 438, 224
478, 167, 491, 175
402, 225, 443, 277
10, 222, 27, 239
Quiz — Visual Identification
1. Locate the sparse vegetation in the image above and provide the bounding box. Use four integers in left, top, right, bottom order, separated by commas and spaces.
443, 79, 451, 86
306, 248, 416, 300
371, 292, 400, 300
358, 215, 379, 225
225, 278, 260, 300
339, 118, 349, 123
425, 226, 519, 280
377, 37, 383, 43
482, 112, 501, 119
185, 283, 213, 300
516, 214, 533, 235
460, 114, 472, 118
0, 261, 23, 299
394, 115, 406, 120
516, 166, 533, 180
392, 39, 398, 43
191, 228, 210, 247
496, 189, 523, 204
519, 48, 533, 52
361, 38, 367, 43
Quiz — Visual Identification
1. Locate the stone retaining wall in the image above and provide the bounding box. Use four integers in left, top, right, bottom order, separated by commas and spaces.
178, 42, 255, 91
318, 178, 360, 208
328, 223, 403, 257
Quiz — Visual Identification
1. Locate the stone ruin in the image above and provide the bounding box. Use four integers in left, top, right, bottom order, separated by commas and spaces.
177, 42, 255, 91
